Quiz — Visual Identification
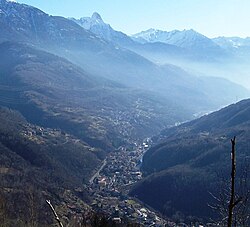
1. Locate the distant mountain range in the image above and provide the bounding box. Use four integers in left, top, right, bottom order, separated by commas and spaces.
132, 28, 250, 60
70, 11, 250, 88
213, 36, 250, 50
70, 12, 250, 54
130, 98, 250, 223
132, 28, 222, 53
70, 13, 226, 59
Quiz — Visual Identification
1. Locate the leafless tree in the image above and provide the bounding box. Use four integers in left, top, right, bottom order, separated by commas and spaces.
209, 137, 250, 226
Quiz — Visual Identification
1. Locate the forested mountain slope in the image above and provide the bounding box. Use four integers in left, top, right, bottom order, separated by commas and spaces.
131, 99, 250, 222
0, 41, 193, 149
0, 107, 101, 225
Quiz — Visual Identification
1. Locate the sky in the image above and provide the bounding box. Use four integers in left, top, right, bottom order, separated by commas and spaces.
16, 0, 250, 38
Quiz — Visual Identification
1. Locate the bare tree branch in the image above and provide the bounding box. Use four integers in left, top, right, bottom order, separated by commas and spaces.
46, 200, 63, 227
227, 136, 236, 227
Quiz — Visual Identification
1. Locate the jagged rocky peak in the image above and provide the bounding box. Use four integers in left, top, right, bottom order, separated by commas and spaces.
71, 12, 105, 29
91, 12, 103, 21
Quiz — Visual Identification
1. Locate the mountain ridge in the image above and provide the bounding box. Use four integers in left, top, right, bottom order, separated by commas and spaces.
131, 28, 226, 56
69, 12, 135, 46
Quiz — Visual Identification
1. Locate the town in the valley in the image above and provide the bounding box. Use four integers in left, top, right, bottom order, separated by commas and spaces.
86, 139, 175, 226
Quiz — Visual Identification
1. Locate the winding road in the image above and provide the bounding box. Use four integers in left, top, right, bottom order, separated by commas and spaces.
89, 158, 107, 184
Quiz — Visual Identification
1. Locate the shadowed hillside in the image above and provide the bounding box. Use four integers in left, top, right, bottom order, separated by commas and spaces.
0, 41, 193, 148
130, 99, 250, 223
0, 107, 103, 225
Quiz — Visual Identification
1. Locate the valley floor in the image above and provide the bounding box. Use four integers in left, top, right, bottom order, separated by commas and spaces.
86, 141, 175, 226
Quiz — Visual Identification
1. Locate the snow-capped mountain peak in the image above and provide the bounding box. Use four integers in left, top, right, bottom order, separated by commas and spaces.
131, 28, 221, 52
132, 28, 202, 44
69, 12, 134, 46
213, 36, 250, 50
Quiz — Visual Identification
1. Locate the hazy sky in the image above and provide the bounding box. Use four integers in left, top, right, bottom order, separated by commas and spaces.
16, 0, 250, 38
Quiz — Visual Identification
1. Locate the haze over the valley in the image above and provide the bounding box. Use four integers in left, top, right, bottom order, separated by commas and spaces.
0, 0, 250, 226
